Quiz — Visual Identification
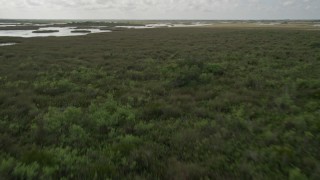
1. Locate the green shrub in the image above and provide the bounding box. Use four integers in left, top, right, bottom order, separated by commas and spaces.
205, 63, 225, 75
310, 42, 320, 48
0, 157, 16, 178
88, 97, 136, 134
34, 79, 77, 95
13, 162, 40, 180
33, 106, 84, 145
289, 168, 308, 180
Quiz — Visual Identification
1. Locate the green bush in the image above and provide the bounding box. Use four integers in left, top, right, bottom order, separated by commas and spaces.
34, 79, 77, 95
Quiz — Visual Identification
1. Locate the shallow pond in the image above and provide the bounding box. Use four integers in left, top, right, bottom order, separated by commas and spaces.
116, 23, 211, 29
0, 27, 110, 38
0, 43, 17, 46
0, 23, 211, 37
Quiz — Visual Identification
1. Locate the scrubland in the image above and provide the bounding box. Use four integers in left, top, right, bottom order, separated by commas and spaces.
0, 27, 320, 179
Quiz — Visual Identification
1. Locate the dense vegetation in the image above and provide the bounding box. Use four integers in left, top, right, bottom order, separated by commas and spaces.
0, 27, 319, 179
71, 30, 92, 33
0, 26, 41, 30
32, 30, 60, 34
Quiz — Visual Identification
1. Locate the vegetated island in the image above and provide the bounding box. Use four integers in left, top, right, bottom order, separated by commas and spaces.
0, 26, 40, 30
71, 30, 91, 33
99, 27, 124, 31
32, 30, 59, 33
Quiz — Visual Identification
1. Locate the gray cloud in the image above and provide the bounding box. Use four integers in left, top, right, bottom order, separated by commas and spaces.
0, 0, 319, 19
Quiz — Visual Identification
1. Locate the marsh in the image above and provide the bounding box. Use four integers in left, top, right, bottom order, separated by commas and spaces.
0, 27, 110, 37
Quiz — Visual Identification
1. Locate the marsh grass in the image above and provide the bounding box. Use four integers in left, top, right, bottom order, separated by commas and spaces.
0, 27, 319, 179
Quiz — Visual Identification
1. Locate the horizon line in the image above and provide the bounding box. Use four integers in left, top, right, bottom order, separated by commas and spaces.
1, 18, 320, 21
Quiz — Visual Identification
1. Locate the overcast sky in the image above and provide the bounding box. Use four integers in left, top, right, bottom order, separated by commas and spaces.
0, 0, 319, 20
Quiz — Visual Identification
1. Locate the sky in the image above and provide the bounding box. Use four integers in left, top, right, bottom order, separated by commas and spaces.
0, 0, 319, 20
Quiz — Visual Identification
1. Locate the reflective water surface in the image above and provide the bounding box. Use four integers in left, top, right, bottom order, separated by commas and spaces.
0, 27, 110, 38
116, 23, 211, 29
0, 43, 17, 46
